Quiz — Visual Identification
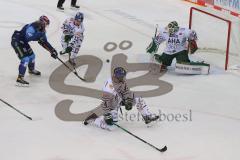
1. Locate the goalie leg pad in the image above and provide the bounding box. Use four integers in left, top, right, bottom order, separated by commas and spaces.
175, 62, 210, 75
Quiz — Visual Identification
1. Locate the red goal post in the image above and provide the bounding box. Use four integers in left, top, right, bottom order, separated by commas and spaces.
189, 7, 232, 70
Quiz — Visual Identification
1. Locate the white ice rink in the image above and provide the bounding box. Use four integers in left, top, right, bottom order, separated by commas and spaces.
1, 0, 240, 160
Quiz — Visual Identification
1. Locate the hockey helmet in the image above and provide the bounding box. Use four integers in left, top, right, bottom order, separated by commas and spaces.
39, 15, 50, 26
167, 21, 179, 34
113, 67, 127, 82
75, 12, 84, 22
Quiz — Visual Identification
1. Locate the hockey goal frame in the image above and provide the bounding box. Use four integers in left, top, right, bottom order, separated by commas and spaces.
189, 7, 232, 70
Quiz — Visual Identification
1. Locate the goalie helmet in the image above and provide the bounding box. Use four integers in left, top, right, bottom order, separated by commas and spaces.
75, 12, 84, 22
113, 67, 127, 82
167, 21, 179, 35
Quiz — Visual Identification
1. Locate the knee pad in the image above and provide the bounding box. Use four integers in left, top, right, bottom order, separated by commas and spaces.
29, 54, 35, 63
20, 56, 30, 67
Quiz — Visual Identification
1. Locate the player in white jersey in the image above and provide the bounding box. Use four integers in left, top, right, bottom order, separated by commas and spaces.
147, 21, 210, 74
60, 12, 85, 66
83, 67, 159, 131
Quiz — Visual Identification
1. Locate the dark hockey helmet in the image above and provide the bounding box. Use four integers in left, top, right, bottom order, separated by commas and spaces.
39, 15, 50, 26
167, 21, 179, 34
75, 12, 84, 22
113, 67, 127, 82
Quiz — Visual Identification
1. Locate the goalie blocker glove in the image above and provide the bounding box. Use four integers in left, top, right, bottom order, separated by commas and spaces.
188, 39, 198, 54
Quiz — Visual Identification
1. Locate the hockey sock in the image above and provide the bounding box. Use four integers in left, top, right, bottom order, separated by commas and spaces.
28, 62, 35, 71
18, 63, 27, 76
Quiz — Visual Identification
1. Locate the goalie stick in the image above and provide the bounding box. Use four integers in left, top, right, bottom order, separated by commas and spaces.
114, 123, 167, 153
149, 24, 161, 74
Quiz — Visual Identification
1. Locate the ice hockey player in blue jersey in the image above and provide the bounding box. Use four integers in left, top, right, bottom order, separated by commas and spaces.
11, 15, 58, 86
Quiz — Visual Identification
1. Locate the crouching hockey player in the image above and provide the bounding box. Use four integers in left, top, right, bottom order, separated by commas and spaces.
60, 12, 84, 67
146, 21, 210, 75
84, 67, 159, 131
11, 15, 58, 86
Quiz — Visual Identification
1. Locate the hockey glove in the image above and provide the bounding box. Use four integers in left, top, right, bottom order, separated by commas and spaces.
104, 113, 113, 125
122, 98, 133, 111
51, 49, 58, 59
189, 40, 198, 54
64, 35, 73, 43
65, 46, 73, 53
146, 38, 159, 54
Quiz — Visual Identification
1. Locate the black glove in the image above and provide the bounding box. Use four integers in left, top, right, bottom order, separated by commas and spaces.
64, 35, 73, 43
65, 46, 73, 53
51, 49, 58, 59
121, 98, 133, 111
104, 113, 113, 125
125, 101, 133, 110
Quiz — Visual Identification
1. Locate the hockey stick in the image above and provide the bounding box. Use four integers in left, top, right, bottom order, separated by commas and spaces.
149, 24, 161, 74
0, 98, 32, 120
114, 123, 167, 153
38, 41, 85, 81
56, 57, 86, 81
154, 24, 159, 38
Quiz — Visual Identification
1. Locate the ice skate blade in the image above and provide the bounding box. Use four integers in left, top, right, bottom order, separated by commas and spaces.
15, 82, 29, 87
146, 120, 158, 128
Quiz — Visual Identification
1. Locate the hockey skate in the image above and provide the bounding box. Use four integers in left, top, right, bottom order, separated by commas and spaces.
71, 5, 80, 10
83, 113, 98, 125
16, 76, 29, 87
57, 6, 64, 11
29, 69, 41, 76
143, 115, 159, 125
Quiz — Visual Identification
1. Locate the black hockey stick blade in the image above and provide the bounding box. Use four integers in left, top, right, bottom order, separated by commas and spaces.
114, 123, 167, 153
159, 145, 167, 152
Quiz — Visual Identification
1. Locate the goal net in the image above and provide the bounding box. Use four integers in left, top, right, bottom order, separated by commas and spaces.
189, 6, 240, 70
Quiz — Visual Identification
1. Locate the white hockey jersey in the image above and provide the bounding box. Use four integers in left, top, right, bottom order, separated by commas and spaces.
155, 27, 197, 55
61, 17, 85, 37
61, 17, 85, 55
101, 78, 134, 113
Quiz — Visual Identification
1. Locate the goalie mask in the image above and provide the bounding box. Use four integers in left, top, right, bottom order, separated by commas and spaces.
113, 67, 127, 82
167, 21, 179, 35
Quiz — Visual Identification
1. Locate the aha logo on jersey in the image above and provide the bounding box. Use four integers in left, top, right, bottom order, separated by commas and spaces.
167, 37, 180, 44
